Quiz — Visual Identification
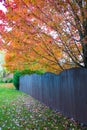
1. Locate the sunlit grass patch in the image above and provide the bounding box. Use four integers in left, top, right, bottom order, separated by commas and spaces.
0, 83, 14, 89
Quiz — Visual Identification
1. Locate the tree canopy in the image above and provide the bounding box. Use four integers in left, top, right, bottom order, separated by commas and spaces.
0, 0, 87, 73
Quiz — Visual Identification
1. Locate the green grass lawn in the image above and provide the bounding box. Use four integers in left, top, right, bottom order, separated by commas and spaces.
0, 83, 87, 130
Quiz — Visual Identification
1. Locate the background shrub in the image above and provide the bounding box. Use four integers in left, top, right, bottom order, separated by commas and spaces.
0, 78, 13, 83
0, 79, 4, 83
4, 78, 13, 83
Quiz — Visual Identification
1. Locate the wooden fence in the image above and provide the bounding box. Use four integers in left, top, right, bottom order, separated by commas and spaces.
19, 68, 87, 124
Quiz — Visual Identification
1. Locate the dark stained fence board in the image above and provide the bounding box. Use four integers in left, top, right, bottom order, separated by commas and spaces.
19, 68, 87, 124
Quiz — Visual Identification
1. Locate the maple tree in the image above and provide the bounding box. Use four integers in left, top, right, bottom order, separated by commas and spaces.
1, 0, 87, 73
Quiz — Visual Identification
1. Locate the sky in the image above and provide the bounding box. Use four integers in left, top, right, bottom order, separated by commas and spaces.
0, 2, 6, 71
0, 2, 6, 12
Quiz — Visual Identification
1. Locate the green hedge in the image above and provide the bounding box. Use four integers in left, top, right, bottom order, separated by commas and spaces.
13, 69, 45, 90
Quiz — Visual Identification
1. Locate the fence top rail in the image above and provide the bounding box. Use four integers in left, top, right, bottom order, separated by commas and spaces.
20, 67, 87, 78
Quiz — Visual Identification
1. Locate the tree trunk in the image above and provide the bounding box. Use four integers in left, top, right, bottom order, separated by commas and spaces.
82, 44, 87, 68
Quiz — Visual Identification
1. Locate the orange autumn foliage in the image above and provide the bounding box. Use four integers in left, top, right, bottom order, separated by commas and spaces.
1, 0, 87, 73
